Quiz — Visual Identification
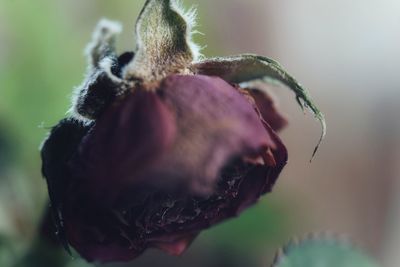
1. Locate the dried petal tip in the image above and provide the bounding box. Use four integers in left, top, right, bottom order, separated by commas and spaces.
192, 54, 326, 158
124, 0, 200, 82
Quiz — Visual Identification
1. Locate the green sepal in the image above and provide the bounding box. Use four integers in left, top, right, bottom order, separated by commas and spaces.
85, 19, 122, 69
125, 0, 197, 81
192, 54, 326, 159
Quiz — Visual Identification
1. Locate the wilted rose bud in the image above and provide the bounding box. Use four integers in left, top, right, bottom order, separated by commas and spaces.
41, 0, 325, 263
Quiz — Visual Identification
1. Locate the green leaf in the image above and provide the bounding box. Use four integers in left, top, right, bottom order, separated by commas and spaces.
272, 236, 380, 267
192, 54, 326, 159
125, 0, 198, 82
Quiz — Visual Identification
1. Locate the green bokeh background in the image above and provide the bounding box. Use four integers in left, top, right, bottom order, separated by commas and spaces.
1, 0, 398, 266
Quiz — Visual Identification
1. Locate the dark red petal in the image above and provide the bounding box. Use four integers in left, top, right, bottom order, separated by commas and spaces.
74, 90, 177, 200
150, 233, 198, 256
40, 118, 93, 253
61, 75, 288, 263
151, 74, 276, 194
241, 85, 288, 132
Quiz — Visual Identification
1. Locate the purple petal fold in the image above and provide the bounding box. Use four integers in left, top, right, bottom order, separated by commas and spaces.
44, 74, 288, 263
241, 86, 288, 132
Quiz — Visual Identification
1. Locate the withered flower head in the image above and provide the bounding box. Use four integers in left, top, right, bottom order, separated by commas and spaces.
41, 0, 325, 263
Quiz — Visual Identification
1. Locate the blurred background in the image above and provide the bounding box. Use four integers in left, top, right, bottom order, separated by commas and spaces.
0, 0, 399, 266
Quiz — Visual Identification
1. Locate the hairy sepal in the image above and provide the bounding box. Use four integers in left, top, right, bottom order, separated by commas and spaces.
85, 19, 122, 69
71, 20, 131, 121
124, 0, 199, 82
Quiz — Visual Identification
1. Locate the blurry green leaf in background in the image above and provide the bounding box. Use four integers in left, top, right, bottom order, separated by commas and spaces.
272, 237, 379, 267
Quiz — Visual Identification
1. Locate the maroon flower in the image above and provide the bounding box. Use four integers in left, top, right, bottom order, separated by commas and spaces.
41, 0, 324, 263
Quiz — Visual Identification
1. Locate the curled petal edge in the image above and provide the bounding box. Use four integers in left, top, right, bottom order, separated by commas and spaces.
192, 54, 326, 159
